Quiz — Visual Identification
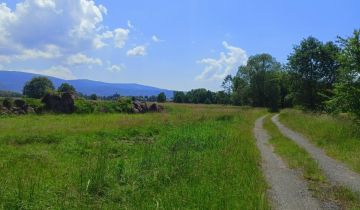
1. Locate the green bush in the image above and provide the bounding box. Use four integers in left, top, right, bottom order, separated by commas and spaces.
75, 99, 97, 114
2, 98, 13, 109
74, 98, 133, 114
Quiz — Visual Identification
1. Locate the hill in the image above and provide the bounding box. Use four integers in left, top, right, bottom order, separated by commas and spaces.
0, 71, 174, 97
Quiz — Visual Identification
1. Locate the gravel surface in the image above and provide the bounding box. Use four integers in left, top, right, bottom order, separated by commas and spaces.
254, 116, 322, 210
272, 114, 360, 194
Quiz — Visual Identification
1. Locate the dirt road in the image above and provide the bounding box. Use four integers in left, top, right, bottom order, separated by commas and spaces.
254, 116, 322, 210
272, 114, 360, 194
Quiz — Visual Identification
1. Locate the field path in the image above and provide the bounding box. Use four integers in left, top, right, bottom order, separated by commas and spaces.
254, 116, 322, 210
272, 114, 360, 194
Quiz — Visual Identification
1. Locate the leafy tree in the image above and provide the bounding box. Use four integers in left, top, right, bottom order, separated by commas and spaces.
157, 92, 166, 102
90, 94, 98, 100
278, 69, 293, 108
233, 54, 281, 108
58, 83, 76, 93
148, 95, 157, 102
264, 71, 281, 112
231, 74, 250, 105
173, 91, 187, 103
222, 75, 233, 94
23, 77, 55, 99
327, 30, 360, 119
215, 91, 231, 104
288, 37, 340, 110
186, 89, 214, 104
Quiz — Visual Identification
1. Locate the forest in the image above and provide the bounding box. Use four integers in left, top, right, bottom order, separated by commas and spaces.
174, 29, 360, 119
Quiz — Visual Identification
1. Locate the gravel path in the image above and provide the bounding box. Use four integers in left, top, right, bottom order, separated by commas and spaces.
254, 116, 322, 210
272, 114, 360, 194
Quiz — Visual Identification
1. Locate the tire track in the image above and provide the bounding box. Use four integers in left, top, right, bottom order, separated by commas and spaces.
272, 114, 360, 194
254, 116, 322, 210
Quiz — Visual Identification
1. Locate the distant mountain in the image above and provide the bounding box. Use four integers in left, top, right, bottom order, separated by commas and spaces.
0, 71, 174, 98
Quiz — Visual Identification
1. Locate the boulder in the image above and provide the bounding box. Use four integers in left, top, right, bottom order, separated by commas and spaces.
140, 102, 148, 113
2, 98, 13, 109
1, 106, 10, 115
132, 101, 148, 113
148, 103, 164, 112
61, 92, 75, 113
27, 107, 36, 114
14, 99, 26, 108
42, 92, 75, 113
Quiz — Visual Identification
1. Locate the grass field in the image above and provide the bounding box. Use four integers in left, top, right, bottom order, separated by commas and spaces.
0, 104, 269, 209
279, 109, 360, 173
264, 116, 360, 209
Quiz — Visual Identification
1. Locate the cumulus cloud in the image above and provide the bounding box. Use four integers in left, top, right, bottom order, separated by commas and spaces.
66, 53, 102, 66
152, 35, 163, 42
196, 42, 248, 81
114, 28, 130, 48
127, 45, 146, 57
0, 0, 136, 79
0, 0, 131, 62
108, 64, 125, 72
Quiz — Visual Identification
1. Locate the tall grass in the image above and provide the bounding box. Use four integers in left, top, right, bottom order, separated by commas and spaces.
0, 104, 269, 209
280, 109, 360, 173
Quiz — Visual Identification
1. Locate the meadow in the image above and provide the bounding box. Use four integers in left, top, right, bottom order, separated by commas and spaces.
0, 104, 269, 209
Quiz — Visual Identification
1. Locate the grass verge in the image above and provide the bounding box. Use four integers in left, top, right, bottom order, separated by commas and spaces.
264, 115, 360, 209
279, 109, 360, 173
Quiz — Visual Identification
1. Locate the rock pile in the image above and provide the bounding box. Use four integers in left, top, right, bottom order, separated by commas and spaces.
132, 101, 163, 113
1, 99, 35, 115
42, 92, 75, 113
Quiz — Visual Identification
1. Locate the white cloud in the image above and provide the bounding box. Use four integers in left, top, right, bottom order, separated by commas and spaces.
66, 53, 102, 66
17, 44, 62, 60
93, 30, 114, 49
196, 41, 248, 81
0, 0, 126, 61
34, 0, 56, 9
127, 45, 146, 57
108, 64, 125, 72
15, 65, 76, 80
114, 28, 129, 48
127, 20, 134, 29
98, 4, 107, 15
152, 35, 163, 42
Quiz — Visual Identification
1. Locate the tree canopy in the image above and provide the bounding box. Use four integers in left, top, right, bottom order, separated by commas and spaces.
23, 77, 55, 99
58, 83, 76, 94
157, 92, 166, 103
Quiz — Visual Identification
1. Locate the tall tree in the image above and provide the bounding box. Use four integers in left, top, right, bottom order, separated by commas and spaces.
236, 53, 281, 108
23, 77, 55, 99
288, 37, 340, 110
327, 30, 360, 118
157, 92, 166, 103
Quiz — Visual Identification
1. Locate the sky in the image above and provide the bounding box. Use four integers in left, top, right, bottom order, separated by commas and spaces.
0, 0, 359, 91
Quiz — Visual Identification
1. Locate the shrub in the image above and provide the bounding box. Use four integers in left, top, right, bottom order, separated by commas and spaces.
2, 98, 13, 109
75, 99, 96, 114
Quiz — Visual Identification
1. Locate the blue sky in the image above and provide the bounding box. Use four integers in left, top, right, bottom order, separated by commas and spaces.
0, 0, 359, 91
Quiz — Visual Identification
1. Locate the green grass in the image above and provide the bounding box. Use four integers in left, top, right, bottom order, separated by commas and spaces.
264, 115, 360, 209
0, 104, 269, 209
280, 109, 360, 173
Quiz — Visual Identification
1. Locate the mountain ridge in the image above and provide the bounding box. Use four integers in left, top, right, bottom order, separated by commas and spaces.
0, 71, 174, 97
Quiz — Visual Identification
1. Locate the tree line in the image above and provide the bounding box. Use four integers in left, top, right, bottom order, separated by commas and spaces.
174, 29, 360, 119
21, 76, 168, 103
